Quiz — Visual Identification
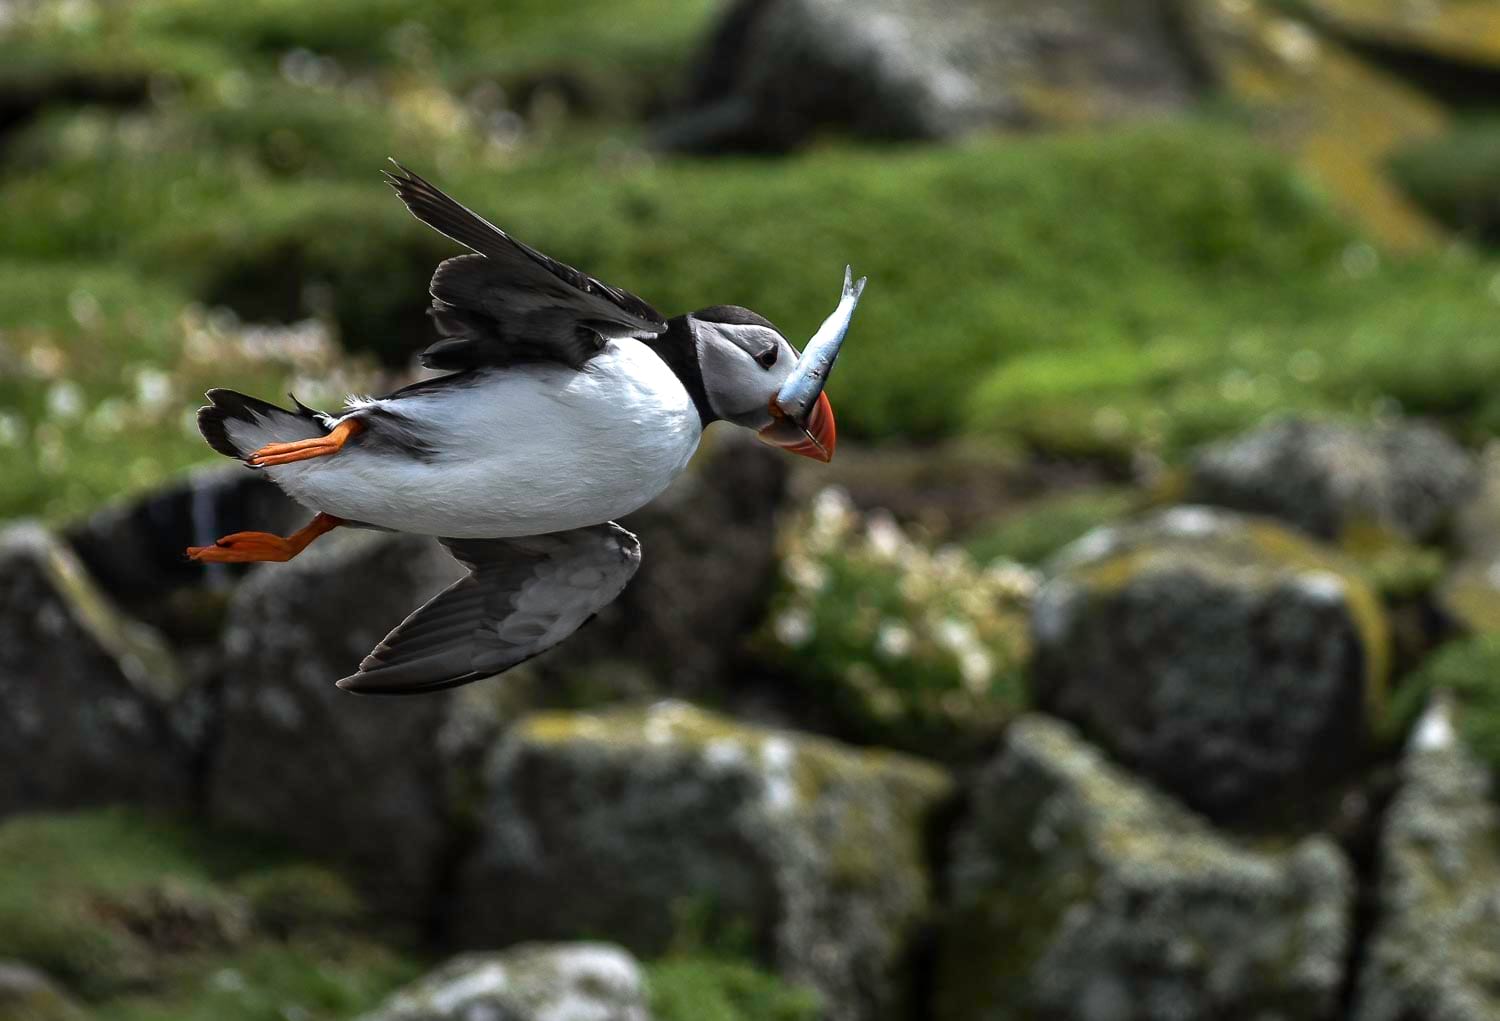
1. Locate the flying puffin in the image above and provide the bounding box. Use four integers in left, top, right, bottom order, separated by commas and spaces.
187, 162, 865, 695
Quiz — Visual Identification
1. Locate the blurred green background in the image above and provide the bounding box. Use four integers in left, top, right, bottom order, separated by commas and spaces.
6, 0, 1500, 1018
6, 0, 1500, 523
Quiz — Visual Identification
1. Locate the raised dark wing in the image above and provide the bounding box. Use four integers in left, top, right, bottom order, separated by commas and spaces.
384, 161, 667, 370
336, 523, 641, 695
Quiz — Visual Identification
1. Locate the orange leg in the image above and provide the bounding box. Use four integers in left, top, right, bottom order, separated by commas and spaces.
187, 513, 344, 564
249, 418, 364, 468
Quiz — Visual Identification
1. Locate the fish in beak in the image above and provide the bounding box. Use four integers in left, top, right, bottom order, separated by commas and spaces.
759, 266, 866, 462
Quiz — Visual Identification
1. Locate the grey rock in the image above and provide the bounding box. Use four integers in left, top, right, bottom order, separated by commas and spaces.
359, 943, 649, 1021
1353, 700, 1500, 1021
1189, 417, 1475, 543
452, 701, 953, 1021
0, 523, 192, 817
1032, 506, 1388, 820
206, 529, 469, 917
0, 960, 85, 1021
658, 0, 1204, 152
936, 715, 1353, 1021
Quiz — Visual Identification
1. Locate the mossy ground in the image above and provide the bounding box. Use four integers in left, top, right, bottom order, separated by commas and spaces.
648, 956, 821, 1021
7, 0, 1500, 519
0, 808, 816, 1021
0, 808, 423, 1017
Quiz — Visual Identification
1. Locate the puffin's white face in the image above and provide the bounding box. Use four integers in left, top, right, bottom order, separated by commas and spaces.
689, 307, 836, 461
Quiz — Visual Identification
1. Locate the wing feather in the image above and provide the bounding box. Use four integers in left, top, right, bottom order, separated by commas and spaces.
336, 523, 642, 694
384, 161, 666, 371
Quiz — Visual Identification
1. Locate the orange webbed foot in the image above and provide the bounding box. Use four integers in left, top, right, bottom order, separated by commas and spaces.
248, 418, 363, 468
186, 513, 343, 564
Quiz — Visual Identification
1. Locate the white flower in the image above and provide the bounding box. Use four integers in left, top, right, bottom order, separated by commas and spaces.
865, 511, 905, 560
985, 560, 1041, 599
809, 486, 856, 544
935, 617, 976, 655
876, 622, 913, 659
0, 412, 22, 447
773, 608, 813, 647
46, 381, 83, 420
783, 555, 829, 594
134, 368, 172, 410
959, 649, 993, 692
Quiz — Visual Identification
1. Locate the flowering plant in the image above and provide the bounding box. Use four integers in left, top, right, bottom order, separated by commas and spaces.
757, 488, 1035, 756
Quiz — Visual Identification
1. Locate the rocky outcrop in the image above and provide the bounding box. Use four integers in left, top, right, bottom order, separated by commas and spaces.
1353, 700, 1500, 1021
936, 715, 1353, 1021
359, 943, 649, 1021
206, 530, 469, 917
1306, 0, 1500, 68
1189, 417, 1475, 543
0, 524, 192, 818
452, 701, 953, 1021
1185, 0, 1448, 249
657, 0, 1205, 152
1032, 506, 1388, 821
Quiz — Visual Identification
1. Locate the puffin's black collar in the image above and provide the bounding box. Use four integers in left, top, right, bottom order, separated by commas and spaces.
644, 315, 715, 427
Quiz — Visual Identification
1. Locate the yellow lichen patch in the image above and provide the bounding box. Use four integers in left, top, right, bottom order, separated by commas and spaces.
1310, 0, 1500, 66
1189, 0, 1448, 250
517, 702, 952, 807
1438, 567, 1500, 634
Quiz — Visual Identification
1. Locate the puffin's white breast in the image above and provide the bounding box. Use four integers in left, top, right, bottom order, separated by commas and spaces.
267, 341, 703, 537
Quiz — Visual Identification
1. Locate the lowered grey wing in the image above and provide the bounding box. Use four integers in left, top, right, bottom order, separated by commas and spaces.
336, 523, 641, 694
384, 161, 666, 370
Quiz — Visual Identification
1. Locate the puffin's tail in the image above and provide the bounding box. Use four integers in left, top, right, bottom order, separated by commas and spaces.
198, 389, 328, 461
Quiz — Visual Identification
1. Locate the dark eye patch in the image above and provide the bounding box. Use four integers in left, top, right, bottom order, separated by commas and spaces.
755, 346, 778, 369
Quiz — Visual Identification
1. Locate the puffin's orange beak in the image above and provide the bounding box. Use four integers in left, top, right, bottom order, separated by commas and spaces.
758, 391, 836, 463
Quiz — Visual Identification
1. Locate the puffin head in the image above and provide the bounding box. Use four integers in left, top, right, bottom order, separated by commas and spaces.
687, 267, 866, 463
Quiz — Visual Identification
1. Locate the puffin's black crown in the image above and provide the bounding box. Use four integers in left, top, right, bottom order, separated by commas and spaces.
691, 305, 780, 332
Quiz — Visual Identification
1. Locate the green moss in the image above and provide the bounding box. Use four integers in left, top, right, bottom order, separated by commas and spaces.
647, 957, 821, 1021
0, 809, 420, 1015
1338, 525, 1448, 603
232, 865, 364, 937
1389, 118, 1500, 244
964, 487, 1142, 566
1390, 635, 1500, 774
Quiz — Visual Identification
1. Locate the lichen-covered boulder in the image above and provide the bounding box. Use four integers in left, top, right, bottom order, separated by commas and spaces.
452, 702, 953, 1021
359, 943, 649, 1021
1184, 0, 1448, 249
657, 0, 1202, 152
1353, 700, 1500, 1021
1306, 0, 1500, 68
206, 529, 469, 917
936, 715, 1353, 1021
0, 523, 191, 817
1032, 506, 1388, 820
1189, 417, 1475, 543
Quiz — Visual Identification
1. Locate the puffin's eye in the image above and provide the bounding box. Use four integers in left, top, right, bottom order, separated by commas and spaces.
755, 346, 778, 369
